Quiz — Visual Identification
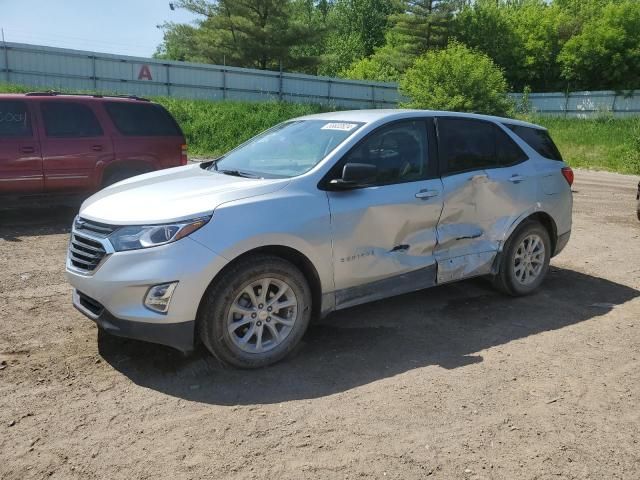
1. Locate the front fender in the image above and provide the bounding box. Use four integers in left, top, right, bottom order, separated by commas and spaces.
189, 188, 334, 297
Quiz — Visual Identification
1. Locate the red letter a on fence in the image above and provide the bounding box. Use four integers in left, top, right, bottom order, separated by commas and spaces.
138, 65, 153, 81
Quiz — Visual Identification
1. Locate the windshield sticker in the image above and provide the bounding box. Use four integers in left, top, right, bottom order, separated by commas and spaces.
321, 122, 358, 132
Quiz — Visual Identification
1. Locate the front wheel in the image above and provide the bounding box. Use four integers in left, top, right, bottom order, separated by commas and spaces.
198, 255, 312, 368
494, 221, 551, 296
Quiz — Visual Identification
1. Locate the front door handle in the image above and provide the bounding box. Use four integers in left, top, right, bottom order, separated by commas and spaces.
92, 145, 103, 151
509, 174, 525, 183
21, 146, 35, 154
415, 189, 439, 200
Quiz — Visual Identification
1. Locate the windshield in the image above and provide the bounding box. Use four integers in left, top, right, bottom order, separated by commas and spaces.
210, 120, 364, 178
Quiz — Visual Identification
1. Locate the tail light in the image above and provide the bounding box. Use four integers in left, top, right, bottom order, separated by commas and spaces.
561, 167, 574, 186
180, 144, 188, 166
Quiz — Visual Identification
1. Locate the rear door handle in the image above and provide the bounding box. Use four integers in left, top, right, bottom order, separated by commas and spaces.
92, 145, 103, 151
21, 146, 35, 154
415, 189, 439, 199
509, 174, 525, 183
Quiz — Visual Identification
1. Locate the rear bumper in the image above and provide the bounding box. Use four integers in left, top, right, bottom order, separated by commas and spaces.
73, 289, 195, 352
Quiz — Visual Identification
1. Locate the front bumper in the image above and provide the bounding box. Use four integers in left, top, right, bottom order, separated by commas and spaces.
66, 235, 228, 351
73, 289, 195, 352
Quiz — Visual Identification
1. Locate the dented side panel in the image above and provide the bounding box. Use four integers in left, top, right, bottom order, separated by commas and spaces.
435, 171, 496, 263
328, 179, 444, 302
434, 159, 539, 284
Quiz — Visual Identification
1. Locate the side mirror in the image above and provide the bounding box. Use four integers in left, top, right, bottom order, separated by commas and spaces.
329, 163, 377, 190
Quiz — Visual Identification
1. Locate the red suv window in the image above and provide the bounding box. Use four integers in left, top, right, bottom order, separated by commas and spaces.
104, 102, 182, 136
41, 102, 103, 137
0, 101, 32, 137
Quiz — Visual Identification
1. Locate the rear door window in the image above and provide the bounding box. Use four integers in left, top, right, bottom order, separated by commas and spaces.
41, 102, 103, 137
437, 118, 496, 174
0, 101, 32, 137
104, 102, 182, 136
506, 124, 563, 161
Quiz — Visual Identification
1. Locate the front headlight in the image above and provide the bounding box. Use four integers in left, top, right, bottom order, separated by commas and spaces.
109, 216, 211, 252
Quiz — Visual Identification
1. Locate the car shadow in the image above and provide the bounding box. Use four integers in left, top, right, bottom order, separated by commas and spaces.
0, 205, 78, 241
98, 266, 639, 405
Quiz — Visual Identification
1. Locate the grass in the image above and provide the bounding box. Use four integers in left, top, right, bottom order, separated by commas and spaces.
1, 83, 639, 174
522, 115, 640, 175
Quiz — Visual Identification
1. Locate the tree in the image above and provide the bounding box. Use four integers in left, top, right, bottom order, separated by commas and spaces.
453, 0, 569, 92
318, 0, 399, 76
390, 0, 458, 57
156, 0, 323, 70
559, 1, 640, 91
399, 42, 513, 116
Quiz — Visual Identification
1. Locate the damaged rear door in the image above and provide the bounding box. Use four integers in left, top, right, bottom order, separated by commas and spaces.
326, 118, 444, 309
434, 116, 526, 283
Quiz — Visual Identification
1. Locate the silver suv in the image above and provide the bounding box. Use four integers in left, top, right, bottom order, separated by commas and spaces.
66, 110, 573, 368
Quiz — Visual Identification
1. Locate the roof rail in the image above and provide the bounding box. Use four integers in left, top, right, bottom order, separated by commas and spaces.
24, 91, 150, 101
25, 90, 60, 96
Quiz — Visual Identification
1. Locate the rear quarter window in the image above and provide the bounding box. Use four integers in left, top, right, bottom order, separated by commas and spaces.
104, 102, 182, 136
507, 124, 563, 161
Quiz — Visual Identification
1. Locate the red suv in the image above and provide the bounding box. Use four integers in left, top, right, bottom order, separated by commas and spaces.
0, 93, 187, 198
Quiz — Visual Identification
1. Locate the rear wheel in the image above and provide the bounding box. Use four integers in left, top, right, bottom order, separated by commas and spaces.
494, 221, 551, 296
198, 255, 312, 368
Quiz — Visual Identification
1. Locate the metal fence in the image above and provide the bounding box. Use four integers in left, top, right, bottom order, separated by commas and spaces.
1, 42, 639, 117
511, 91, 640, 118
0, 42, 399, 108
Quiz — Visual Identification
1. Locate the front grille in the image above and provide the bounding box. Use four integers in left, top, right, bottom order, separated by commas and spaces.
74, 217, 116, 238
69, 234, 107, 272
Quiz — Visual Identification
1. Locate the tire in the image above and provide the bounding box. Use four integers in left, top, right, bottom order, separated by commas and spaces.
493, 220, 551, 296
198, 254, 312, 368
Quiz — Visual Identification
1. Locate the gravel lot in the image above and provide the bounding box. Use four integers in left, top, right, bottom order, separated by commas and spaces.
1, 169, 639, 480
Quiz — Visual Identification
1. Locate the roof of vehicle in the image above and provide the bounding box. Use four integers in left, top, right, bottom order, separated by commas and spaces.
298, 109, 546, 130
0, 92, 152, 103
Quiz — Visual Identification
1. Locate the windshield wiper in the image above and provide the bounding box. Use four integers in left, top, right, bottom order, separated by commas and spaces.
218, 169, 260, 179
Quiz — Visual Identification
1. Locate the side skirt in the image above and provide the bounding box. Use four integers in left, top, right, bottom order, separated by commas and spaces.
436, 251, 497, 285
334, 264, 437, 311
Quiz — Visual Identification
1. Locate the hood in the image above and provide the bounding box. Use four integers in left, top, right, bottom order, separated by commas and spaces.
80, 164, 289, 225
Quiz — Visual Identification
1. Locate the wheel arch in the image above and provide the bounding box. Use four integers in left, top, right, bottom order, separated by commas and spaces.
504, 211, 558, 255
196, 245, 323, 326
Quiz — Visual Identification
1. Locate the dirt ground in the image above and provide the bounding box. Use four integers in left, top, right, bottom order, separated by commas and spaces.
1, 169, 639, 480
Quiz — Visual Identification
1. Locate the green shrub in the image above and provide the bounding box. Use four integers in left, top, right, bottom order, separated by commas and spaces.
341, 56, 400, 82
399, 42, 513, 116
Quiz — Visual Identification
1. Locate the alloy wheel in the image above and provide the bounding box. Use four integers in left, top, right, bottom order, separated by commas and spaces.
513, 234, 546, 286
226, 277, 298, 354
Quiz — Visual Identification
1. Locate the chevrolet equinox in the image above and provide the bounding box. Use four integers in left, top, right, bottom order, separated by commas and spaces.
66, 110, 573, 368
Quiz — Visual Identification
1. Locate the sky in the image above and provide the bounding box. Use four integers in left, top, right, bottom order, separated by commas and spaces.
1, 0, 200, 57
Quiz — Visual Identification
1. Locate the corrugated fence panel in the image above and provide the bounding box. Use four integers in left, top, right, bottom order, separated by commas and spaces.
614, 93, 640, 116
170, 66, 224, 88
1, 42, 639, 115
568, 91, 616, 117
0, 42, 401, 109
